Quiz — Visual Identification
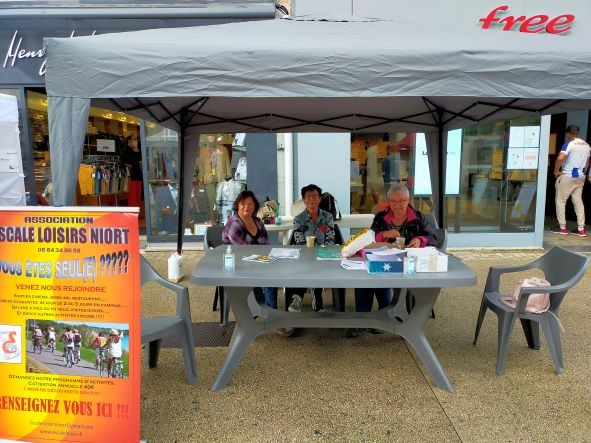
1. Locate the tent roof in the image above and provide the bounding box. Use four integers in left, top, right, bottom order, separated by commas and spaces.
44, 16, 591, 133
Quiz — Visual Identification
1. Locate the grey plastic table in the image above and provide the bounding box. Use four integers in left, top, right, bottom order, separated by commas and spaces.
192, 245, 476, 392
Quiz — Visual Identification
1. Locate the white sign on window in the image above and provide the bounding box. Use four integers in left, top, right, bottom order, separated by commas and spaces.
412, 130, 461, 196
508, 127, 525, 148
507, 148, 524, 169
522, 148, 539, 169
509, 125, 540, 148
508, 147, 539, 170
524, 126, 540, 148
96, 139, 116, 153
413, 134, 432, 195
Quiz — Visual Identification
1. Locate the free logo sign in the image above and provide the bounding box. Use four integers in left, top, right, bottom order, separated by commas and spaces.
479, 5, 575, 34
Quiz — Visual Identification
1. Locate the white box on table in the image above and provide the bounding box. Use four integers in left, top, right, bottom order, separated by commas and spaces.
406, 247, 448, 272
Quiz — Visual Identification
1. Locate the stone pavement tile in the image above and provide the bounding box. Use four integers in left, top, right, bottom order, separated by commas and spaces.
138, 249, 591, 442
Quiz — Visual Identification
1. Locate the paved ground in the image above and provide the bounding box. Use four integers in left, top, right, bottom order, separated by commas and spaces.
138, 244, 591, 443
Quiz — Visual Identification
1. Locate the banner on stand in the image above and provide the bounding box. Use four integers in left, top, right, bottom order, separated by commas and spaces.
0, 207, 140, 443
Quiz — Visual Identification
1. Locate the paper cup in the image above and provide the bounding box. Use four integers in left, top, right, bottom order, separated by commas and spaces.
306, 236, 315, 248
395, 236, 405, 249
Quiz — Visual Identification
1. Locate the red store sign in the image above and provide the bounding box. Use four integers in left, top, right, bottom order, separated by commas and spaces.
479, 5, 575, 34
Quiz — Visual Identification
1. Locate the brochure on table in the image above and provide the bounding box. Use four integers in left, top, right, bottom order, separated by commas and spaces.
0, 207, 140, 443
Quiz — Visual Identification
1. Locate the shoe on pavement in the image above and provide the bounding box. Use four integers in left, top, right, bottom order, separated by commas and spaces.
346, 328, 366, 338
288, 295, 303, 312
571, 229, 587, 237
550, 227, 569, 235
316, 308, 329, 313
274, 327, 295, 337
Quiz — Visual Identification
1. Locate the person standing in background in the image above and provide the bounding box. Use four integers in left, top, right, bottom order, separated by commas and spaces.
122, 135, 143, 207
382, 143, 401, 193
551, 124, 591, 236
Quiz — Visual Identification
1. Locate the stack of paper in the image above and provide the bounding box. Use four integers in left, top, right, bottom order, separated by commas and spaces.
269, 248, 300, 259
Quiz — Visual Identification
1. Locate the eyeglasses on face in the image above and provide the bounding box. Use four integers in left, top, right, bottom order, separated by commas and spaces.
388, 198, 408, 204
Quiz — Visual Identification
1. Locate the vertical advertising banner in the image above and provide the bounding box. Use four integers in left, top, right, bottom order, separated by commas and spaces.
0, 207, 140, 442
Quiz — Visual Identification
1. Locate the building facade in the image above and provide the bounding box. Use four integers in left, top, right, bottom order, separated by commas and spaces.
290, 0, 591, 247
0, 0, 276, 243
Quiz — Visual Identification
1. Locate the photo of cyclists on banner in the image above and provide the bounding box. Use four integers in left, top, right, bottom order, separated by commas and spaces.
26, 319, 130, 378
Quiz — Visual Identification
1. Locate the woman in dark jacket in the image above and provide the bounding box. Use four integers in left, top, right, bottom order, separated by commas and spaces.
347, 183, 436, 338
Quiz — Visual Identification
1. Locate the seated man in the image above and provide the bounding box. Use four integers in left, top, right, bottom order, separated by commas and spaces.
287, 184, 335, 313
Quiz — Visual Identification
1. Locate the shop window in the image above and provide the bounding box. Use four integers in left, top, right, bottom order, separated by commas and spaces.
27, 90, 142, 212
187, 133, 245, 236
145, 124, 179, 237
351, 117, 541, 234
350, 132, 425, 213
449, 117, 540, 233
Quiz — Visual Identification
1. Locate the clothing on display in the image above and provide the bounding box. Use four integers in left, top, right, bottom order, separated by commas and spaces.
197, 145, 231, 184
78, 156, 130, 196
234, 156, 247, 183
215, 178, 245, 210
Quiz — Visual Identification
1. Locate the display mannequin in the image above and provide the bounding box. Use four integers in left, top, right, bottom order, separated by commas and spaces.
197, 135, 231, 222
215, 177, 245, 223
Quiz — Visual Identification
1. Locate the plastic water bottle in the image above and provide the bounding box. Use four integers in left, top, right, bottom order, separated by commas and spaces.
404, 256, 416, 275
223, 245, 235, 271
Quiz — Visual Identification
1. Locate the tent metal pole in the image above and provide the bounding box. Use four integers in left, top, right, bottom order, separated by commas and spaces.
177, 110, 188, 255
437, 110, 445, 227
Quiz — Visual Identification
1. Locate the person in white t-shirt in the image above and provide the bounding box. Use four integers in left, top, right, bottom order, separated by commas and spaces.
106, 329, 123, 376
552, 124, 591, 236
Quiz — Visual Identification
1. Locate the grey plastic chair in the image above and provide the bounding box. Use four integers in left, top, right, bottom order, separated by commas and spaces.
140, 255, 197, 384
423, 212, 440, 229
473, 246, 588, 375
204, 225, 230, 326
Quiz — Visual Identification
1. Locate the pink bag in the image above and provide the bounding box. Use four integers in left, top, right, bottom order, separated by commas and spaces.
501, 277, 550, 313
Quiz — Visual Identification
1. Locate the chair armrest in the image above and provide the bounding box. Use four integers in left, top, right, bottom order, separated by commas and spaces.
147, 272, 191, 318
484, 263, 536, 293
514, 282, 573, 314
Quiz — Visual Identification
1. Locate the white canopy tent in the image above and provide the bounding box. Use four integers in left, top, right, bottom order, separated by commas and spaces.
43, 17, 591, 251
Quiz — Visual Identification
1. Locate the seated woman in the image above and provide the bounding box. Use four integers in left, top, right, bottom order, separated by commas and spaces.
222, 190, 279, 312
347, 183, 436, 338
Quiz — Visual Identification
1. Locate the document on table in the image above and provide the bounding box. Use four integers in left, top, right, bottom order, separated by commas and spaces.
316, 246, 343, 260
362, 246, 404, 255
269, 248, 300, 259
242, 254, 278, 263
365, 253, 402, 262
340, 259, 366, 270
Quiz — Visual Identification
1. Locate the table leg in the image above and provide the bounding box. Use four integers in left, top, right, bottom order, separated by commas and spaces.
395, 287, 454, 393
211, 286, 263, 391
